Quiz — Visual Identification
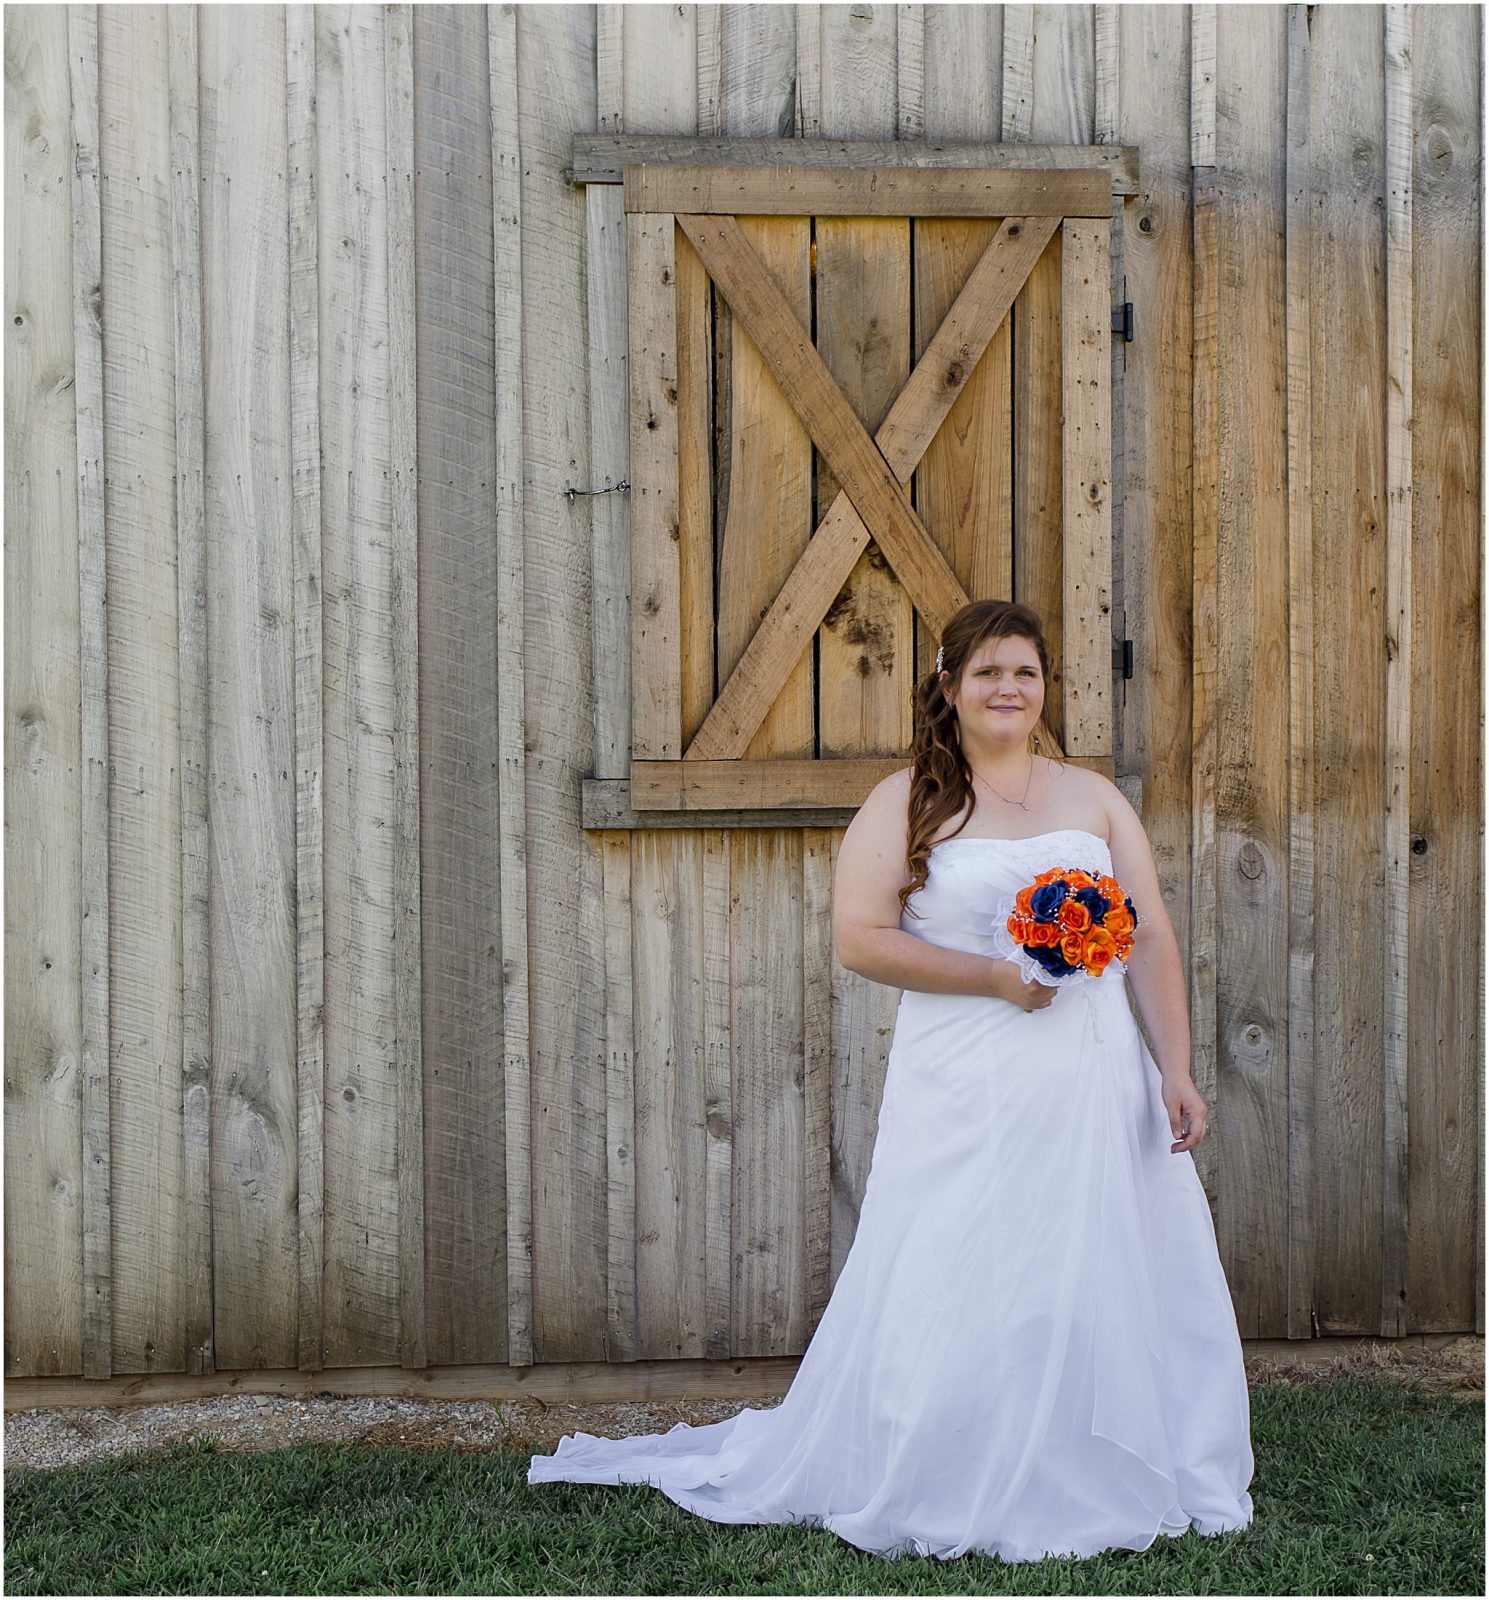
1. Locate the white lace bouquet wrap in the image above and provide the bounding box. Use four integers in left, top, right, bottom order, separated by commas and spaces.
984, 865, 1139, 989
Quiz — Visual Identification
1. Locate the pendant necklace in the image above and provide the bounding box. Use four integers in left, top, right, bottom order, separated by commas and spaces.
973, 755, 1035, 811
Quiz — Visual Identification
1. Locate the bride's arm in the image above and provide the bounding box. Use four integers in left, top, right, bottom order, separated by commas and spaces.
840, 925, 1013, 998
832, 770, 1014, 999
1101, 779, 1195, 1083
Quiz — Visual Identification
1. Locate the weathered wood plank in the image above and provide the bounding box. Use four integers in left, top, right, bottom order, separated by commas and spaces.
1380, 3, 1412, 1339
801, 828, 835, 1324
167, 3, 211, 1380
731, 830, 807, 1353
316, 2, 401, 1367
627, 162, 1113, 217
701, 830, 732, 1357
1282, 0, 1317, 1340
627, 212, 681, 762
412, 1, 502, 1369
199, 1, 298, 1372
572, 135, 1140, 192
98, 1, 186, 1374
583, 779, 862, 831
489, 0, 532, 1366
518, 1, 607, 1361
68, 0, 111, 1383
1001, 5, 1034, 141
631, 831, 709, 1359
633, 757, 939, 810
1189, 0, 1223, 1271
1407, 0, 1481, 1336
1309, 5, 1387, 1336
1059, 217, 1113, 758
384, 0, 424, 1374
601, 830, 636, 1361
586, 190, 630, 779
285, 1, 326, 1375
1214, 2, 1292, 1338
4, 0, 85, 1379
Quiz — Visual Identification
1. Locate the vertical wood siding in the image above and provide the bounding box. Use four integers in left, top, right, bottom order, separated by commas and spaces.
3, 2, 1481, 1380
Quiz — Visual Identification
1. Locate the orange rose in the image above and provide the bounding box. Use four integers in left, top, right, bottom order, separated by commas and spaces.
1084, 926, 1118, 972
1103, 906, 1135, 938
1060, 931, 1086, 966
1058, 900, 1091, 934
1028, 921, 1060, 948
1066, 869, 1095, 889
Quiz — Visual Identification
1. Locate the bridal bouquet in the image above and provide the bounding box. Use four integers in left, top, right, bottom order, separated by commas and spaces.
987, 865, 1140, 987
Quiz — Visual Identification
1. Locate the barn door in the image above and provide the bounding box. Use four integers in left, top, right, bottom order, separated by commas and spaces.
626, 163, 1114, 811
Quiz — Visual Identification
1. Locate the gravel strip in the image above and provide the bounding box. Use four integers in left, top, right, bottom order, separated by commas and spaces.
4, 1392, 778, 1476
6, 1336, 1479, 1477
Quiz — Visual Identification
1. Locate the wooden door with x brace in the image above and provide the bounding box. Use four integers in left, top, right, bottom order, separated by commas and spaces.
626, 162, 1115, 813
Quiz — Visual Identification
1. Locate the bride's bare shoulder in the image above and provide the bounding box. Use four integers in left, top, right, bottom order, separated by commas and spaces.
842, 767, 914, 858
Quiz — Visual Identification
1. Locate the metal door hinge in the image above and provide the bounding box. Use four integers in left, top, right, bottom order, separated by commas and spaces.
1114, 638, 1133, 679
1111, 301, 1133, 341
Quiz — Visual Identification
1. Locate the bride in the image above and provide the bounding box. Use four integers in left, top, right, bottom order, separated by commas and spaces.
530, 599, 1255, 1563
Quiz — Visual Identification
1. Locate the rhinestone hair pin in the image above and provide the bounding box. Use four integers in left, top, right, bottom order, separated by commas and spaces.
935, 644, 944, 673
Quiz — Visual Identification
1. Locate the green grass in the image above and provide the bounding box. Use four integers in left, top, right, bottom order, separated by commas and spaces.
4, 1375, 1481, 1595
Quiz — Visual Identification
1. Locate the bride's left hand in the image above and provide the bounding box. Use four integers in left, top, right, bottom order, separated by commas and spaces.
1161, 1075, 1208, 1154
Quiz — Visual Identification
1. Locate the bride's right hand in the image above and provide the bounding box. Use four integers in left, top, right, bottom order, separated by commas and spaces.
991, 961, 1057, 1011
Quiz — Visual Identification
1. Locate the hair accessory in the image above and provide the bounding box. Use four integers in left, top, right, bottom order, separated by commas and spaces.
935, 644, 944, 673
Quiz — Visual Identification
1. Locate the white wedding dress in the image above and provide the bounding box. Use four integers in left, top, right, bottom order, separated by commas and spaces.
528, 828, 1255, 1563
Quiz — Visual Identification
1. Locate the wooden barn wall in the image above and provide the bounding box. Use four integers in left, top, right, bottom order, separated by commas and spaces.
3, 3, 1481, 1383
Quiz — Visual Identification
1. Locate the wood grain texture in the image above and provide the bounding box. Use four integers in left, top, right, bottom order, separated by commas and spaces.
1189, 0, 1223, 1255
1380, 3, 1412, 1340
601, 830, 637, 1361
411, 1, 501, 1369
285, 1, 326, 1374
575, 134, 1140, 190
4, 0, 85, 1380
627, 213, 681, 763
384, 0, 425, 1373
199, 1, 298, 1373
518, 2, 607, 1361
1283, 0, 1317, 1341
1059, 217, 1113, 758
1213, 3, 1290, 1338
627, 162, 1113, 218
168, 4, 210, 1380
316, 3, 401, 1368
1406, 0, 1481, 1336
1309, 5, 1387, 1336
631, 830, 708, 1359
99, 2, 186, 1374
68, 0, 111, 1382
489, 0, 533, 1367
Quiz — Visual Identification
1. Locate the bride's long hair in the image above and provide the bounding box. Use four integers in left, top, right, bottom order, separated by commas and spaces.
901, 600, 1062, 919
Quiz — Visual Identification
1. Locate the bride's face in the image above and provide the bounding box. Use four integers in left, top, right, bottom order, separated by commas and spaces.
942, 634, 1045, 750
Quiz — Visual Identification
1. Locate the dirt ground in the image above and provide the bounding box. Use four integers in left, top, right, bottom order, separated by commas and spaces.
6, 1335, 1480, 1475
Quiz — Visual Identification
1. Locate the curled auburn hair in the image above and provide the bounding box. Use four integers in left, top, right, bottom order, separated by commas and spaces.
899, 599, 1062, 920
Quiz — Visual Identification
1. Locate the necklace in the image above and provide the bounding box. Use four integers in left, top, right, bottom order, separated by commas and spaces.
972, 755, 1035, 811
